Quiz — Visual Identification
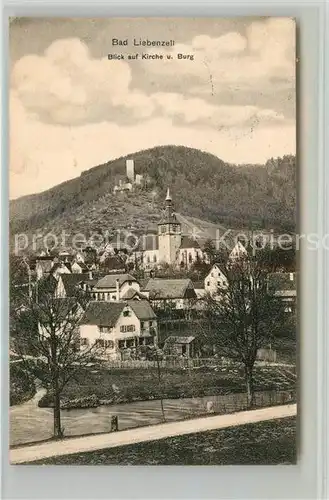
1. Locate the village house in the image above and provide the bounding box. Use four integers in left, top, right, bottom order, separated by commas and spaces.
70, 260, 89, 274
38, 298, 84, 341
192, 280, 206, 299
268, 272, 297, 313
54, 273, 90, 299
228, 240, 249, 262
142, 278, 197, 310
91, 273, 140, 301
75, 251, 85, 264
35, 257, 72, 281
79, 300, 158, 359
100, 255, 126, 274
204, 263, 228, 296
35, 255, 58, 280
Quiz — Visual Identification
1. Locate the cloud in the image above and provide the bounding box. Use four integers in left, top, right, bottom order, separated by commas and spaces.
11, 38, 132, 124
151, 92, 285, 128
143, 18, 295, 93
10, 36, 288, 131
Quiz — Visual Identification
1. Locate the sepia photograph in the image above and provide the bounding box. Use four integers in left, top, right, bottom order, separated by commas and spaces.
9, 17, 297, 465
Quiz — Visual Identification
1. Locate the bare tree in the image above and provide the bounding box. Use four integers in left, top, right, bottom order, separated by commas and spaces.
11, 278, 103, 439
202, 254, 288, 408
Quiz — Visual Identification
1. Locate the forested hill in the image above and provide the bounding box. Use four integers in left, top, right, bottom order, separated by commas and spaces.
10, 145, 296, 238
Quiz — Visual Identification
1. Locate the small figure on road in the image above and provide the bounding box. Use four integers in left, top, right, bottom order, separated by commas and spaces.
111, 415, 118, 432
206, 400, 214, 413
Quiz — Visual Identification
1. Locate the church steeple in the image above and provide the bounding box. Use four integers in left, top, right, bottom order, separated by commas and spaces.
158, 187, 178, 224
158, 187, 182, 264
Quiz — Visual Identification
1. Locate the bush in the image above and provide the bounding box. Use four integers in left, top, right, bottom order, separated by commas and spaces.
38, 393, 100, 409
10, 364, 35, 406
61, 394, 99, 409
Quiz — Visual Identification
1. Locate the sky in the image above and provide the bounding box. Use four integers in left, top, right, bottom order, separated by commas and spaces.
9, 17, 296, 199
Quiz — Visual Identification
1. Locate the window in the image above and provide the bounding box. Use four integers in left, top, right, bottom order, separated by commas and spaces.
141, 321, 145, 328
153, 254, 157, 263
120, 325, 135, 333
211, 273, 214, 277
161, 226, 166, 234
188, 253, 192, 263
96, 339, 114, 348
80, 338, 89, 347
206, 281, 210, 287
147, 255, 150, 264
128, 280, 132, 286
99, 326, 110, 333
123, 309, 131, 317
111, 295, 116, 300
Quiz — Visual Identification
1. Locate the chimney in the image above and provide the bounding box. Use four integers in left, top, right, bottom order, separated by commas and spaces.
88, 270, 93, 280
126, 159, 134, 182
289, 272, 294, 281
116, 278, 120, 301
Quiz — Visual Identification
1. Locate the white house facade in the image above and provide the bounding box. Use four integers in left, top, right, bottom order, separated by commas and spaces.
79, 300, 158, 359
92, 273, 140, 301
204, 264, 228, 296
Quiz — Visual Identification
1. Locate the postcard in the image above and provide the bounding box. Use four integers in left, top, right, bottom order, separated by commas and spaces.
9, 17, 297, 465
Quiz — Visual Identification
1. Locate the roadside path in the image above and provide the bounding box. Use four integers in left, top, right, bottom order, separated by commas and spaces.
10, 403, 297, 464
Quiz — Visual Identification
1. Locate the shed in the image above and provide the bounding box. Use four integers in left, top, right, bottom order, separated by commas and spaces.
163, 335, 196, 358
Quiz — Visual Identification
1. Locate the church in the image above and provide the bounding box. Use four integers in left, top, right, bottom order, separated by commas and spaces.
130, 189, 206, 270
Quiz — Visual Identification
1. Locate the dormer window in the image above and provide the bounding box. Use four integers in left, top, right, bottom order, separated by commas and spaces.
123, 309, 131, 317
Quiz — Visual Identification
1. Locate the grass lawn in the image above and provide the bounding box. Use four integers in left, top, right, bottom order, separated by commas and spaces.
38, 364, 296, 408
30, 416, 297, 465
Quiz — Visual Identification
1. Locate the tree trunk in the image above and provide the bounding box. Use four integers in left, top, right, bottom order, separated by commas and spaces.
156, 352, 165, 422
53, 380, 63, 439
244, 364, 255, 409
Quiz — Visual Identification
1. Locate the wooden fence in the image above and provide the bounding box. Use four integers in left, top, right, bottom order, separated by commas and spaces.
197, 389, 296, 415
101, 355, 287, 370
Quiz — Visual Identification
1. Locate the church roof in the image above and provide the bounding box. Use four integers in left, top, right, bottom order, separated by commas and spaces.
179, 235, 200, 249
135, 234, 159, 251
